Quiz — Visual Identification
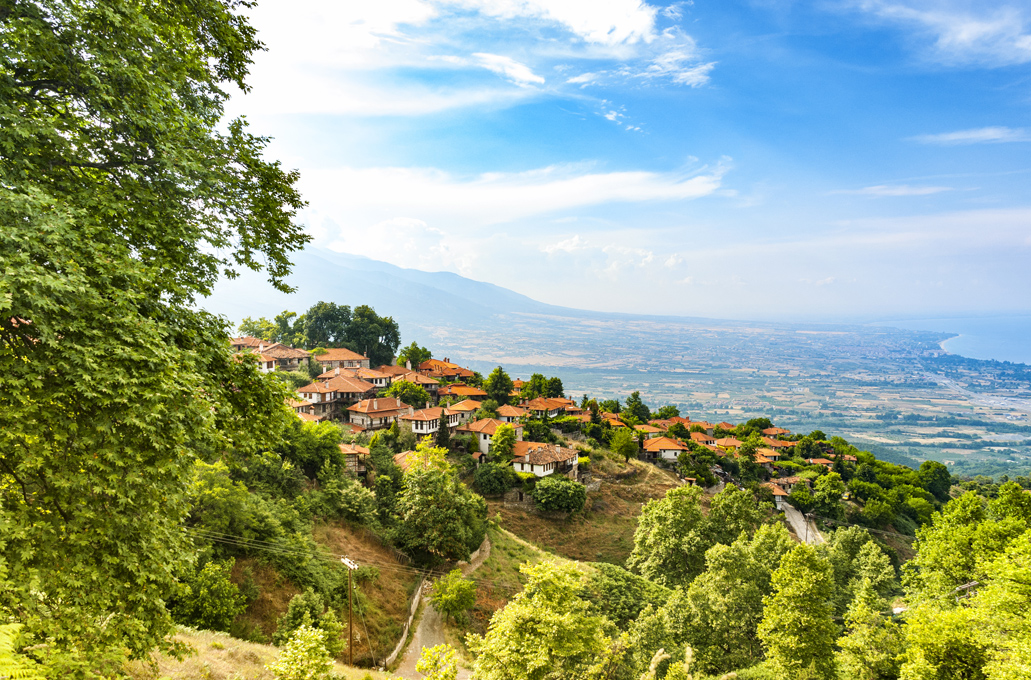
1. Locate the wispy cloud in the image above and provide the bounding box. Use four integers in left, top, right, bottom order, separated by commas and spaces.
833, 184, 955, 196
849, 1, 1031, 66
910, 126, 1031, 145
454, 0, 659, 46
472, 53, 545, 86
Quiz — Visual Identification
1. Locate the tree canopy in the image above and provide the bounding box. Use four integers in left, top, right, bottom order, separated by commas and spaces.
1, 0, 305, 670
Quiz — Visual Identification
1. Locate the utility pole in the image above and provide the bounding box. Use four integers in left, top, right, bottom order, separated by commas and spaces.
342, 557, 359, 666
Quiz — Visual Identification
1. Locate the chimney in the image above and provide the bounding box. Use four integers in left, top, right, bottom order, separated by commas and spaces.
258, 343, 264, 353
373, 399, 378, 410
335, 366, 340, 376
406, 359, 412, 370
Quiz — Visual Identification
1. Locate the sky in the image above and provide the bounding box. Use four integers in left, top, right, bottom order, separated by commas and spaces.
222, 0, 1031, 322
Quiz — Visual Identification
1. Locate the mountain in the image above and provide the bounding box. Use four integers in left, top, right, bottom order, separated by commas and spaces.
203, 248, 575, 327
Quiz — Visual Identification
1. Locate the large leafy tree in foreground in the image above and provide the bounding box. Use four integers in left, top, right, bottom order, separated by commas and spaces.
0, 0, 305, 673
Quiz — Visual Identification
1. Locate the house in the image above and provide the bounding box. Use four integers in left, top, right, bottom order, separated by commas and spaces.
718, 421, 736, 431
296, 375, 377, 419
439, 383, 488, 400
635, 424, 664, 439
762, 427, 791, 438
762, 437, 794, 450
808, 457, 834, 470
401, 407, 461, 437
252, 351, 277, 373
447, 399, 482, 424
510, 441, 579, 478
347, 398, 413, 431
338, 443, 370, 474
418, 358, 474, 381
762, 482, 790, 511
642, 436, 689, 461
318, 366, 392, 389
230, 336, 265, 352
393, 450, 416, 472
375, 364, 411, 377
316, 347, 370, 370
772, 476, 809, 493
756, 447, 782, 463
716, 437, 742, 451
457, 418, 524, 456
649, 419, 674, 430
287, 397, 324, 422
393, 371, 441, 397
260, 343, 311, 371
496, 404, 527, 423
690, 431, 717, 446
754, 452, 775, 472
522, 397, 567, 418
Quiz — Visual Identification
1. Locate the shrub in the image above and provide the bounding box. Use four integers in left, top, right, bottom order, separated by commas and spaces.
171, 559, 246, 633
475, 462, 517, 496
266, 625, 333, 680
533, 475, 587, 513
577, 456, 591, 470
430, 570, 477, 622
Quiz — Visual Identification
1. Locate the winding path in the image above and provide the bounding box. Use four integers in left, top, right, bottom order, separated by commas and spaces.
784, 504, 825, 545
394, 535, 492, 679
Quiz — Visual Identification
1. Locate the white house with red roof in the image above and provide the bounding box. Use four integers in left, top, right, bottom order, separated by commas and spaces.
401, 407, 461, 437
457, 418, 524, 456
315, 347, 370, 370
347, 398, 413, 431
510, 441, 579, 478
642, 436, 689, 461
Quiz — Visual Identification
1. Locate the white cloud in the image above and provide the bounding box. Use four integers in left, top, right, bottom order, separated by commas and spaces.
910, 126, 1031, 145
472, 53, 546, 85
851, 1, 1031, 66
834, 184, 955, 196
542, 234, 589, 254
452, 0, 659, 45
301, 163, 727, 230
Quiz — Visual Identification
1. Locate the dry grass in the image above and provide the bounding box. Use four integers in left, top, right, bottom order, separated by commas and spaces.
312, 522, 423, 667
488, 458, 680, 566
124, 628, 390, 680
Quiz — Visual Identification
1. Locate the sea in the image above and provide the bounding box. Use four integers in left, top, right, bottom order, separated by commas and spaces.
879, 315, 1031, 366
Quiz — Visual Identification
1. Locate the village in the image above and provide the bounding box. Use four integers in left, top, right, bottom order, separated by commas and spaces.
231, 335, 861, 514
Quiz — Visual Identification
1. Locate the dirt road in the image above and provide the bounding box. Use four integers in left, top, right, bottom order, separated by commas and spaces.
394, 535, 492, 679
784, 504, 825, 545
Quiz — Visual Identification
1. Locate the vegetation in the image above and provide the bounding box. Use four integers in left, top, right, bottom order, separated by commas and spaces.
431, 570, 478, 623
533, 475, 588, 514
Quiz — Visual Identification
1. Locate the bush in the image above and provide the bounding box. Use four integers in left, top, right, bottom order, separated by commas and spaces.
577, 455, 590, 470
171, 559, 246, 633
273, 590, 345, 658
516, 471, 538, 492
533, 475, 587, 513
475, 462, 517, 496
430, 570, 477, 622
267, 625, 333, 680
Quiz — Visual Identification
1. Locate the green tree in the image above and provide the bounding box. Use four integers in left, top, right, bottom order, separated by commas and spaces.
545, 376, 564, 399
431, 570, 477, 622
757, 544, 838, 680
475, 462, 516, 496
533, 476, 587, 513
655, 405, 681, 420
626, 485, 710, 588
0, 624, 45, 680
624, 391, 651, 423
519, 373, 549, 400
386, 380, 431, 409
273, 589, 345, 658
239, 316, 277, 341
267, 625, 333, 680
918, 460, 953, 502
273, 310, 304, 347
490, 424, 517, 462
301, 302, 351, 349
707, 483, 767, 546
484, 366, 515, 406
468, 562, 608, 680
836, 582, 904, 680
395, 445, 487, 562
435, 411, 452, 449
682, 523, 794, 674
812, 472, 847, 519
342, 305, 401, 367
397, 341, 432, 368
171, 560, 246, 633
610, 427, 639, 464
417, 644, 459, 680
0, 0, 305, 669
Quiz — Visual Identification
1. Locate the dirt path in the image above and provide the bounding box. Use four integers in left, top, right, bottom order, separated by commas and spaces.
394, 535, 492, 679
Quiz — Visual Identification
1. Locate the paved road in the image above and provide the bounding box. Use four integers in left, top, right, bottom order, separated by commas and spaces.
394, 535, 492, 679
784, 505, 824, 545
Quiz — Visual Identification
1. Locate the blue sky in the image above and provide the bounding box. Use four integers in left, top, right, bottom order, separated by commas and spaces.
221, 0, 1031, 321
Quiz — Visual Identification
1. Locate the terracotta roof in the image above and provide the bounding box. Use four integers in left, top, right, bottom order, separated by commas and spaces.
773, 476, 803, 486
393, 450, 416, 472
316, 347, 368, 362
718, 422, 736, 430
808, 458, 834, 466
419, 358, 461, 371
763, 437, 794, 448
260, 343, 311, 359
691, 431, 716, 444
439, 384, 488, 398
402, 407, 455, 422
393, 371, 440, 387
231, 336, 264, 348
607, 418, 626, 428
285, 398, 308, 409
497, 404, 527, 417
761, 482, 789, 496
324, 375, 378, 394
347, 397, 410, 414
511, 441, 578, 466
376, 364, 411, 376
448, 399, 482, 413
297, 381, 337, 394
523, 397, 568, 411
642, 436, 688, 452
457, 418, 522, 436
635, 424, 664, 434
297, 412, 325, 422
716, 437, 742, 448
757, 447, 782, 458
320, 367, 390, 381
339, 443, 370, 456
649, 419, 673, 429
762, 427, 791, 436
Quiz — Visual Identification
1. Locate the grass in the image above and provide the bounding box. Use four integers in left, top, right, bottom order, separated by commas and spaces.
124, 628, 391, 680
487, 456, 681, 566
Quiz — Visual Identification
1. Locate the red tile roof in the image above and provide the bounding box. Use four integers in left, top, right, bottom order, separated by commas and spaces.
457, 418, 522, 436
497, 404, 527, 418
316, 347, 368, 362
511, 441, 578, 466
642, 437, 688, 452
448, 399, 482, 412
347, 397, 410, 414
324, 375, 378, 394
439, 384, 488, 398
402, 407, 455, 422
339, 443, 370, 456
